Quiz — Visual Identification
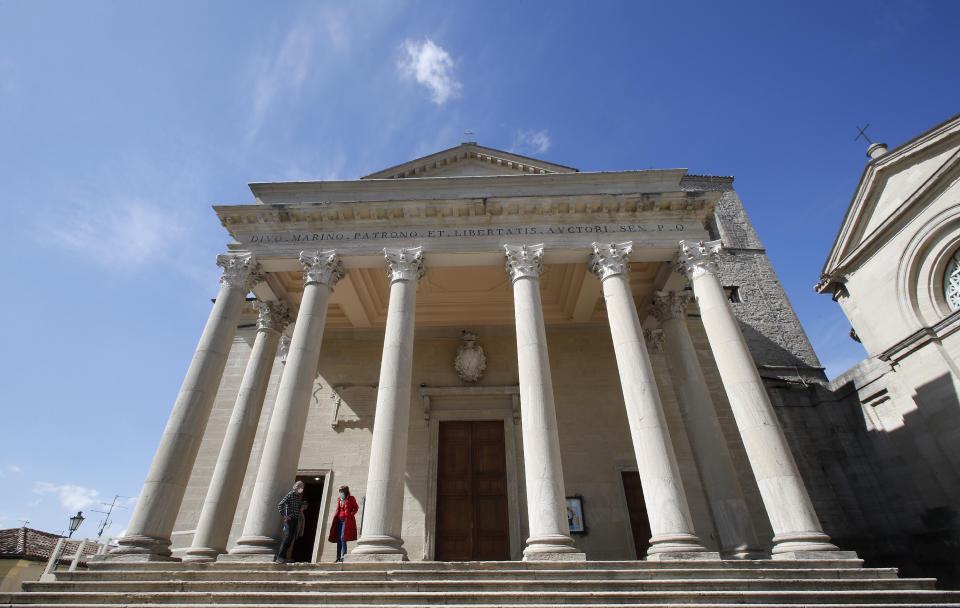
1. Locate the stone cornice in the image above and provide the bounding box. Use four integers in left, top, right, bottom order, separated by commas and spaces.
877, 307, 960, 364
216, 190, 718, 234
246, 169, 691, 204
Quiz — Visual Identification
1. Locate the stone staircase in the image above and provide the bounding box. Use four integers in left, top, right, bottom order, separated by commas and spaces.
4, 559, 960, 607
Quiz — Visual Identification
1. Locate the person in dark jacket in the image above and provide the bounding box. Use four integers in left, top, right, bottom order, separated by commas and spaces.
327, 485, 359, 562
275, 481, 304, 563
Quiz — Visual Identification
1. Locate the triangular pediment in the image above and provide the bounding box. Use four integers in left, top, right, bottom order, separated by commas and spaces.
821, 112, 960, 284
362, 143, 578, 179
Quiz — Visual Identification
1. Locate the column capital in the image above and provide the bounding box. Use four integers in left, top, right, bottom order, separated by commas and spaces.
590, 241, 633, 281
299, 250, 345, 287
504, 243, 544, 282
676, 239, 722, 280
643, 328, 664, 352
278, 335, 291, 364
217, 253, 264, 291
384, 247, 425, 284
252, 301, 291, 334
650, 291, 692, 324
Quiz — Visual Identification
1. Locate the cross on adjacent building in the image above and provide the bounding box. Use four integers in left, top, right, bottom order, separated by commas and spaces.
855, 123, 873, 144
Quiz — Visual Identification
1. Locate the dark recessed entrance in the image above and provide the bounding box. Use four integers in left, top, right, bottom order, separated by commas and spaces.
286, 474, 325, 563
621, 470, 652, 558
436, 420, 510, 561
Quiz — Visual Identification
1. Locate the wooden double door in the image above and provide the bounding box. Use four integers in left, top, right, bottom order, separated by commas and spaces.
435, 420, 510, 561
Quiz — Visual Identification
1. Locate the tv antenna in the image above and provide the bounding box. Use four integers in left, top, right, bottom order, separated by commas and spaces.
91, 495, 129, 538
16, 519, 29, 528
854, 123, 873, 145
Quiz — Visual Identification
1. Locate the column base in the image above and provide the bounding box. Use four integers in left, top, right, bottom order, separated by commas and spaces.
181, 546, 222, 563
647, 533, 709, 556
350, 534, 407, 559
522, 533, 582, 560
771, 532, 844, 556
95, 535, 176, 562
646, 551, 721, 561
227, 535, 278, 556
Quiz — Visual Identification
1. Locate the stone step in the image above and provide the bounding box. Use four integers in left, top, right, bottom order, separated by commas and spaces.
22, 578, 937, 594
50, 567, 902, 582
85, 559, 865, 572
5, 605, 960, 608
3, 590, 960, 605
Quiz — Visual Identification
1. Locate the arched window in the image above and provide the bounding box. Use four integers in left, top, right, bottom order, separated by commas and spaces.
946, 249, 960, 311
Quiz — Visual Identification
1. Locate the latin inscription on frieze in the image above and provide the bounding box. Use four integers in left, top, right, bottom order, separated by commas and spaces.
248, 222, 692, 244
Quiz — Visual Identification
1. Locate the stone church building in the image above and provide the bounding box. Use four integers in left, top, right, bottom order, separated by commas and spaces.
100, 118, 960, 587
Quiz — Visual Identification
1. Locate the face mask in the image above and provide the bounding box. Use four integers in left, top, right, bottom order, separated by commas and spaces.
339, 492, 346, 500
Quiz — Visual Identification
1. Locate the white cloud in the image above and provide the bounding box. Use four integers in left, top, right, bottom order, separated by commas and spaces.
47, 198, 186, 270
512, 129, 552, 155
0, 465, 23, 478
399, 39, 462, 105
33, 482, 100, 512
247, 23, 316, 142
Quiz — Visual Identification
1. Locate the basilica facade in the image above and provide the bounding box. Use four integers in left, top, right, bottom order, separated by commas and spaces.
100, 136, 957, 584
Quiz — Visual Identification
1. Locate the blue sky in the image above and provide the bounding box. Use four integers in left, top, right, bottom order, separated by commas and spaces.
1, 1, 957, 539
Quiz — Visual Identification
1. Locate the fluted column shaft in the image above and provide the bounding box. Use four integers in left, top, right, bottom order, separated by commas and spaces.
184, 301, 291, 562
505, 244, 580, 560
352, 247, 424, 559
112, 254, 263, 559
653, 291, 761, 558
591, 243, 707, 558
678, 240, 839, 557
231, 251, 343, 557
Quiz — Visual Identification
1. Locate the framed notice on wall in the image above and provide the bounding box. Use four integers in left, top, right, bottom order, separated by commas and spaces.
566, 496, 585, 533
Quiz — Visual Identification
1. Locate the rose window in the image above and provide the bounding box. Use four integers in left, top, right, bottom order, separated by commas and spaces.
946, 249, 960, 312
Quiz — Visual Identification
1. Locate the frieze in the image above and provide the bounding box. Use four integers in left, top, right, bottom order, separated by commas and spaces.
246, 221, 694, 246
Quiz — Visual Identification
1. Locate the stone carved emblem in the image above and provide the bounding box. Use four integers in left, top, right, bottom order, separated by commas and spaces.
454, 330, 487, 383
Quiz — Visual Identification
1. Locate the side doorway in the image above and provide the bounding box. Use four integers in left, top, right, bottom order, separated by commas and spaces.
621, 470, 652, 559
289, 475, 325, 563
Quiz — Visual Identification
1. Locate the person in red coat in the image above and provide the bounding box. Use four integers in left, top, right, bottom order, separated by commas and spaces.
328, 485, 359, 561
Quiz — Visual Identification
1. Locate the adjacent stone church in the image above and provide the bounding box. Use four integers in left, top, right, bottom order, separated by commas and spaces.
102, 117, 960, 586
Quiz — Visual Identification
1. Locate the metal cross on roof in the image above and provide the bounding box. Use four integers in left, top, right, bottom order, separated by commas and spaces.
463, 129, 475, 142
854, 123, 873, 144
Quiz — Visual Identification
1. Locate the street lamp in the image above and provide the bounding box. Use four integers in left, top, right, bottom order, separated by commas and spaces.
67, 511, 84, 538
52, 511, 85, 573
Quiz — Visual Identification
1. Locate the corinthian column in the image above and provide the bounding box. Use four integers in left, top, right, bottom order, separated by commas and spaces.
184, 301, 291, 562
505, 244, 582, 560
351, 247, 424, 560
590, 243, 708, 558
651, 291, 761, 558
677, 240, 845, 558
229, 251, 343, 558
111, 253, 263, 560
